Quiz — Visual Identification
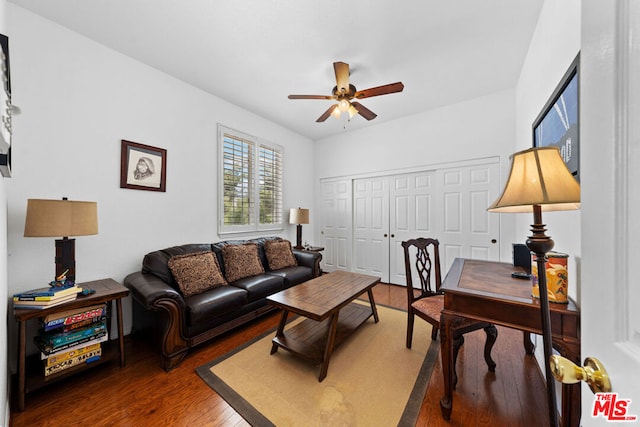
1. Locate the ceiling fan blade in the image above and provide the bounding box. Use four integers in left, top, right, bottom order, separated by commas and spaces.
354, 82, 404, 99
351, 102, 377, 121
317, 104, 338, 122
288, 94, 335, 100
334, 62, 350, 93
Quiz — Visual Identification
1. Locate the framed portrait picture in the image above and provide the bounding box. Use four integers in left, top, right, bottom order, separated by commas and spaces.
533, 53, 580, 181
120, 140, 167, 192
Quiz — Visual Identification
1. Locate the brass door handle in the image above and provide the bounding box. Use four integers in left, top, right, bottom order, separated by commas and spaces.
550, 355, 611, 394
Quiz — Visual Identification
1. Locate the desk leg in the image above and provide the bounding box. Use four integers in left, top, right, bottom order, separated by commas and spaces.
17, 319, 26, 411
270, 310, 289, 355
439, 312, 455, 420
116, 298, 126, 367
367, 288, 379, 323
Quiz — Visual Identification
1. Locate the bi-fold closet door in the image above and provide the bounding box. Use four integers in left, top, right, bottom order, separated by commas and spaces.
320, 160, 501, 285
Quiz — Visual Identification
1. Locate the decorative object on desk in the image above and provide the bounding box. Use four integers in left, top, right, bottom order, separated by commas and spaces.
49, 268, 75, 288
289, 207, 309, 249
533, 54, 580, 181
531, 251, 569, 303
488, 146, 580, 427
120, 139, 167, 192
512, 243, 532, 273
24, 198, 98, 282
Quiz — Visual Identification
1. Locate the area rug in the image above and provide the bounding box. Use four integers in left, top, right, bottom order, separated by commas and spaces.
196, 303, 438, 427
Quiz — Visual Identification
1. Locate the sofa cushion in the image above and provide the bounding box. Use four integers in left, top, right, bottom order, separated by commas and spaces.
266, 266, 314, 288
168, 251, 227, 297
185, 285, 249, 324
264, 239, 298, 270
221, 243, 265, 282
142, 244, 214, 286
230, 274, 284, 302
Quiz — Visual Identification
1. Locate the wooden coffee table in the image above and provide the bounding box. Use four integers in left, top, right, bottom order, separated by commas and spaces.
266, 270, 380, 381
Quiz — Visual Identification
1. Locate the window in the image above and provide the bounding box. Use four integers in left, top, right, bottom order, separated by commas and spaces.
218, 125, 283, 234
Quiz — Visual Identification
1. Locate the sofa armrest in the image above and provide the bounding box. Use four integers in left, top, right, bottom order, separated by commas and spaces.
293, 249, 322, 277
124, 271, 185, 311
124, 271, 191, 371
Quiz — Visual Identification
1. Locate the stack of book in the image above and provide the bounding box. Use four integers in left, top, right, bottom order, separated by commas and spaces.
13, 285, 82, 310
35, 304, 108, 376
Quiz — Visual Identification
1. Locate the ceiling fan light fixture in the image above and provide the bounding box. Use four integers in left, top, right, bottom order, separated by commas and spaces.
288, 61, 404, 123
331, 105, 341, 119
348, 104, 358, 119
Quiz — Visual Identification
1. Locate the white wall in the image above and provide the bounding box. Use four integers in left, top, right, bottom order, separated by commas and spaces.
5, 4, 315, 361
313, 88, 519, 260
514, 0, 581, 414
516, 0, 581, 301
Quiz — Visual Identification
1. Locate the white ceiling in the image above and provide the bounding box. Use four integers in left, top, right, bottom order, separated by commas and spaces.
9, 0, 543, 141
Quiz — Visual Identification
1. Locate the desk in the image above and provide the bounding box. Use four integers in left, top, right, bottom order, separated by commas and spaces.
439, 258, 580, 427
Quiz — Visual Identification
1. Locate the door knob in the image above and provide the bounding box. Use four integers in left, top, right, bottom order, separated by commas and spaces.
384, 234, 388, 238
391, 234, 395, 238
550, 355, 611, 394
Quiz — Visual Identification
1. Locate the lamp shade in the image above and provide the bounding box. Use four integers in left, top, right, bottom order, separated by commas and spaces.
488, 147, 580, 213
289, 208, 310, 225
24, 199, 98, 237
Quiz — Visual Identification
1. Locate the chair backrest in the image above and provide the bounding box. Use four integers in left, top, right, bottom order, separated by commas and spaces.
401, 238, 442, 301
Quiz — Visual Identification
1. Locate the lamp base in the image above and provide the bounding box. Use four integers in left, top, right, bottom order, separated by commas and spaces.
526, 205, 559, 427
294, 224, 304, 249
55, 237, 76, 281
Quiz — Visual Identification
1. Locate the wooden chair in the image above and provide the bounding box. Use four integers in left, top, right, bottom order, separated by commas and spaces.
402, 237, 498, 387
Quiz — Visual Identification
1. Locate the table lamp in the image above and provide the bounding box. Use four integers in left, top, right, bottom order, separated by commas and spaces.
24, 198, 99, 282
289, 207, 309, 249
488, 146, 580, 427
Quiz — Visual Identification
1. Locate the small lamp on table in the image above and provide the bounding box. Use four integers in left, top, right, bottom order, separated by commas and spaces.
24, 198, 99, 282
289, 207, 309, 250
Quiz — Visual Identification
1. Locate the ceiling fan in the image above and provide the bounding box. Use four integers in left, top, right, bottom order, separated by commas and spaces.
288, 62, 404, 122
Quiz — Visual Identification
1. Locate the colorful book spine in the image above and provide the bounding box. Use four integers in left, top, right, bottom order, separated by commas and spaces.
35, 323, 107, 354
13, 294, 79, 310
42, 305, 106, 331
41, 332, 108, 360
39, 322, 106, 348
57, 316, 105, 333
44, 348, 102, 376
45, 342, 102, 367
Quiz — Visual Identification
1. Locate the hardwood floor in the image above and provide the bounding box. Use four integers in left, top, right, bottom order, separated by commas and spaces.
10, 284, 548, 427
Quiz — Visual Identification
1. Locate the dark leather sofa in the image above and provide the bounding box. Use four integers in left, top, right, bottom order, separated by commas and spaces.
124, 237, 322, 370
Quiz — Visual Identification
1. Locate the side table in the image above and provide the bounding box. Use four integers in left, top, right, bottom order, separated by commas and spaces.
13, 278, 129, 411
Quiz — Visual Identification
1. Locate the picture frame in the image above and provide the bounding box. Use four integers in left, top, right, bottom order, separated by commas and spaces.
1, 33, 13, 178
120, 140, 167, 192
533, 53, 580, 181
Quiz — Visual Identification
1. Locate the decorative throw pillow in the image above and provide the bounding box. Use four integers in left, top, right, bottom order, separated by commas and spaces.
221, 243, 265, 282
264, 239, 297, 270
168, 251, 227, 297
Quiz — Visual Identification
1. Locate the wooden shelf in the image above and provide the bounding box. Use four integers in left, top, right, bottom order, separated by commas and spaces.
272, 302, 373, 364
24, 340, 119, 393
13, 278, 128, 411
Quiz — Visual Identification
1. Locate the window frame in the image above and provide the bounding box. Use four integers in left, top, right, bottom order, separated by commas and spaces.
218, 124, 284, 235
